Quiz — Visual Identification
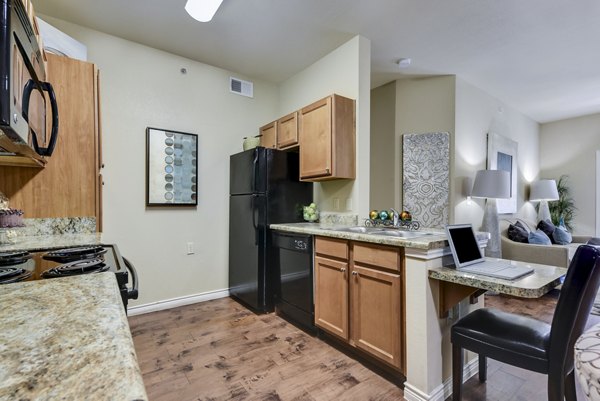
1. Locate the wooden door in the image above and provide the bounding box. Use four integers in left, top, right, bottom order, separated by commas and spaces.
259, 121, 277, 149
277, 111, 298, 149
299, 96, 332, 179
351, 264, 402, 369
314, 255, 349, 340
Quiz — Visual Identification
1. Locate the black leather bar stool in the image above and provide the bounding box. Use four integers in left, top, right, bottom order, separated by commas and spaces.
451, 245, 600, 401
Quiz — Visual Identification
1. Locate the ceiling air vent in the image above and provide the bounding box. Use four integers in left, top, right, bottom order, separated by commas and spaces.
230, 77, 253, 98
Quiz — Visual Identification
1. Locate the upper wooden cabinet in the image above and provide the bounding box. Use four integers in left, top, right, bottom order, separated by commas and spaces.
299, 94, 355, 181
276, 111, 299, 150
259, 121, 277, 149
0, 54, 103, 229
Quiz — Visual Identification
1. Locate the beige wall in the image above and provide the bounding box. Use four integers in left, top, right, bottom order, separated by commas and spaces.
540, 112, 600, 235
395, 76, 456, 217
454, 77, 540, 228
41, 16, 279, 306
278, 35, 371, 218
369, 81, 396, 210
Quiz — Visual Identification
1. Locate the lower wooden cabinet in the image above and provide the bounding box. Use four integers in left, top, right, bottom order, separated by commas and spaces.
314, 236, 405, 372
351, 265, 402, 369
314, 255, 349, 340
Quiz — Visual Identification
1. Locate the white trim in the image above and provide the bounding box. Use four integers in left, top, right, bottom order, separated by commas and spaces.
403, 358, 478, 401
596, 150, 600, 237
127, 288, 230, 316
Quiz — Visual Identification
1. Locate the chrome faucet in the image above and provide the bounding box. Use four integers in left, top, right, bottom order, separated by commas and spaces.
389, 208, 400, 227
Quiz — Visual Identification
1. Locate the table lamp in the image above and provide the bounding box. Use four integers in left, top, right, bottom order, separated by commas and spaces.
530, 179, 559, 223
472, 169, 511, 258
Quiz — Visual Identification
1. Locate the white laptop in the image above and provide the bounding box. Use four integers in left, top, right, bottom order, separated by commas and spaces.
445, 224, 534, 280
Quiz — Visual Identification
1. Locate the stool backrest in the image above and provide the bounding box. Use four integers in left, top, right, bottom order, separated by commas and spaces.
549, 245, 600, 373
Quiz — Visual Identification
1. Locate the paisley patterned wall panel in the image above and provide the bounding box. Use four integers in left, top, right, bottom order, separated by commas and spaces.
402, 132, 450, 228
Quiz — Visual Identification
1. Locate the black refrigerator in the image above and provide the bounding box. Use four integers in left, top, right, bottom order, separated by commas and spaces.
229, 147, 313, 313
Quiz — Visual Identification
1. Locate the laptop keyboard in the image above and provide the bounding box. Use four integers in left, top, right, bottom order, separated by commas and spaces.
462, 261, 513, 273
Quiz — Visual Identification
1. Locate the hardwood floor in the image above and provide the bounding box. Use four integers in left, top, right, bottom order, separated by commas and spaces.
128, 291, 600, 401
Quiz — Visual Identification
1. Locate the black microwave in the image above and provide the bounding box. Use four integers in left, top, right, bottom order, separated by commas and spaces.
0, 0, 58, 157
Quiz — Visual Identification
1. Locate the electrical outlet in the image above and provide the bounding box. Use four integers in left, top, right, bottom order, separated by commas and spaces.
333, 198, 340, 210
186, 242, 194, 255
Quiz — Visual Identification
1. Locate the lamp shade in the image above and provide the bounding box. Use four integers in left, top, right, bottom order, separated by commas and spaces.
471, 170, 511, 199
530, 179, 559, 201
185, 0, 224, 22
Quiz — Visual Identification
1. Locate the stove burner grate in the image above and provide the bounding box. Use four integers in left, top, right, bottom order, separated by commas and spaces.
0, 267, 32, 283
41, 258, 109, 278
0, 251, 32, 267
43, 246, 107, 263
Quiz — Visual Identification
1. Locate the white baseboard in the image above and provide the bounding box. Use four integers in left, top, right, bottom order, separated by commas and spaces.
127, 288, 230, 316
404, 358, 478, 401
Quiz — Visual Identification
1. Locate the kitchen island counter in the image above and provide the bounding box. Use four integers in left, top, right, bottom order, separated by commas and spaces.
0, 232, 103, 253
0, 272, 147, 401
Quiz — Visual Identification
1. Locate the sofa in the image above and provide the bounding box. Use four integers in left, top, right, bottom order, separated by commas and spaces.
500, 219, 592, 268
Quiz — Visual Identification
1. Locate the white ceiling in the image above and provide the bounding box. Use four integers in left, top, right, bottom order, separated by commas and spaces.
36, 0, 600, 123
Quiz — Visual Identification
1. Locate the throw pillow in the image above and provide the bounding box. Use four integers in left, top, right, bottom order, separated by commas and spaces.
553, 225, 573, 245
588, 237, 600, 246
514, 220, 531, 232
537, 219, 557, 244
529, 229, 552, 245
508, 223, 529, 243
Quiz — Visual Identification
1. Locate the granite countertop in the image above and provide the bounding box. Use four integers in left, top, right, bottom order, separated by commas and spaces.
428, 261, 567, 298
0, 273, 147, 401
0, 233, 103, 253
270, 222, 451, 250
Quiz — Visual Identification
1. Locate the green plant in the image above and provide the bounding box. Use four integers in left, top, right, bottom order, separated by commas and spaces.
549, 175, 576, 230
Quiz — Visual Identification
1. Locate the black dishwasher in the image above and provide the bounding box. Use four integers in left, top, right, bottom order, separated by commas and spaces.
272, 232, 315, 331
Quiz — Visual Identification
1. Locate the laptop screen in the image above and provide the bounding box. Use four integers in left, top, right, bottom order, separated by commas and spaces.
446, 224, 484, 267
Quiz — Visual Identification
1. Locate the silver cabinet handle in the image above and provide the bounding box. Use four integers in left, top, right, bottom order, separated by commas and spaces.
352, 271, 358, 276
340, 267, 346, 273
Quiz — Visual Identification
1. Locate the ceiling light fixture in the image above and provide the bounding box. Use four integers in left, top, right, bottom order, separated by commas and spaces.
185, 0, 224, 22
396, 58, 412, 68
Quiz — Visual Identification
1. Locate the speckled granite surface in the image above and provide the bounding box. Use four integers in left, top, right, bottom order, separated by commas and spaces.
0, 233, 103, 252
318, 212, 358, 226
428, 262, 566, 298
270, 222, 449, 250
1, 217, 96, 238
0, 273, 147, 401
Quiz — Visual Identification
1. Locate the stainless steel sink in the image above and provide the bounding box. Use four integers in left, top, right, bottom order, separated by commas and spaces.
371, 230, 434, 238
329, 226, 385, 233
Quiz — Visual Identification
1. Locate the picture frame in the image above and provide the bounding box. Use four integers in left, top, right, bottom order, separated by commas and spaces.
487, 132, 517, 214
146, 127, 198, 206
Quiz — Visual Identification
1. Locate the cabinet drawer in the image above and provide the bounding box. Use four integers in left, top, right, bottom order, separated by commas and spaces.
315, 236, 348, 260
353, 243, 400, 271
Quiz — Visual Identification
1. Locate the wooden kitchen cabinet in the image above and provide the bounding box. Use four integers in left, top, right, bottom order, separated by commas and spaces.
0, 54, 103, 228
276, 111, 298, 150
299, 94, 355, 181
259, 121, 277, 149
314, 237, 349, 340
314, 236, 405, 372
351, 264, 403, 369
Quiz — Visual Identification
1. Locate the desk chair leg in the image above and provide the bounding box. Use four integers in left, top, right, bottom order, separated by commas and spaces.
564, 369, 576, 401
479, 355, 487, 383
452, 344, 463, 401
548, 372, 565, 401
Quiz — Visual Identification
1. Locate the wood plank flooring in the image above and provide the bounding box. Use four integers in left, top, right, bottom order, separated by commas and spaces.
128, 291, 600, 401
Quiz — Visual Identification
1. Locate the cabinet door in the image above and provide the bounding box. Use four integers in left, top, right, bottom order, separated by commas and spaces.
277, 111, 298, 149
314, 255, 348, 340
351, 265, 402, 369
299, 97, 332, 179
259, 121, 277, 149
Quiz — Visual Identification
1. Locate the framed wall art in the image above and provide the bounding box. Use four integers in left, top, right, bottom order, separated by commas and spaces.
146, 127, 198, 206
487, 132, 518, 214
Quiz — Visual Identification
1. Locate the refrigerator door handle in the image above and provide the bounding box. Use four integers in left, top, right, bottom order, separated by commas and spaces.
251, 194, 259, 245
251, 149, 259, 193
